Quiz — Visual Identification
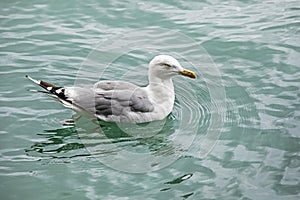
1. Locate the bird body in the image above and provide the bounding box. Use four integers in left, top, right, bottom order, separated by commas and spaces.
26, 55, 196, 123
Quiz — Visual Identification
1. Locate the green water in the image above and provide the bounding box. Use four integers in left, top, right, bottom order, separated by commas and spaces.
1, 0, 300, 199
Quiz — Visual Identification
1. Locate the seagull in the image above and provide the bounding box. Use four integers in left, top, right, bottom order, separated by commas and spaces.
26, 55, 196, 123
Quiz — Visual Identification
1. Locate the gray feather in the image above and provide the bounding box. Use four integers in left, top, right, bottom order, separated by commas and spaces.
65, 80, 154, 118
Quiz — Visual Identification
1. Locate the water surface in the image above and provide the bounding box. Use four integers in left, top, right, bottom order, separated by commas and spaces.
1, 0, 300, 199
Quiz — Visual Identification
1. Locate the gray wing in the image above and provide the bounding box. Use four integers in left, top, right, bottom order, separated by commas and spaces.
94, 86, 154, 117
65, 81, 154, 119
93, 80, 138, 91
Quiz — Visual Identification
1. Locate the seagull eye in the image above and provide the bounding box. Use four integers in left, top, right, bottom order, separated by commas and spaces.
161, 63, 172, 68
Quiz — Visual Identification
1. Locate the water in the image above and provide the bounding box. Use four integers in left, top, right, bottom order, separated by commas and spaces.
1, 0, 300, 199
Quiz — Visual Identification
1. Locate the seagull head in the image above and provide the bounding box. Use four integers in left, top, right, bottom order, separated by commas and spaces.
148, 55, 196, 80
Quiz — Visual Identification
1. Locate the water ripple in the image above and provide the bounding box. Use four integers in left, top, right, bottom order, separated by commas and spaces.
1, 0, 300, 199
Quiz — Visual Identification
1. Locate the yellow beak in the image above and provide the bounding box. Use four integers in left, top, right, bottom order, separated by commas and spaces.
180, 69, 197, 79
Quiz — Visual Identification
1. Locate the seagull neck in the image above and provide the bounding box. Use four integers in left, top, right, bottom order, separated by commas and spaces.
147, 76, 174, 103
148, 76, 173, 90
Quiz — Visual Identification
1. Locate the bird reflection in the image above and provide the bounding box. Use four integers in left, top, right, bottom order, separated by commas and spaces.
26, 114, 178, 159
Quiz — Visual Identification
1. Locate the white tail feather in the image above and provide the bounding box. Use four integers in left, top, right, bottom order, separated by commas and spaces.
25, 75, 41, 85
